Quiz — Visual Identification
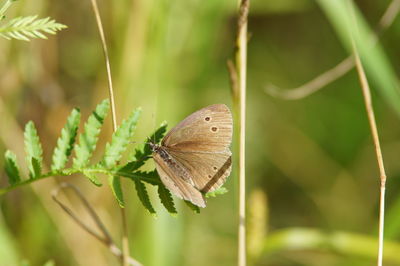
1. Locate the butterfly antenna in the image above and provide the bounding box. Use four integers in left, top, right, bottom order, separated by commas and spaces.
152, 112, 156, 144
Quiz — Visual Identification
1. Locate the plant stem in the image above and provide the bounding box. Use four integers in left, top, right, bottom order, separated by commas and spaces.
236, 0, 249, 265
52, 183, 142, 266
89, 1, 129, 265
0, 167, 160, 196
351, 28, 387, 266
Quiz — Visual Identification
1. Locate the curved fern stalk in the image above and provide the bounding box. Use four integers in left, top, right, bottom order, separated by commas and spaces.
0, 15, 67, 41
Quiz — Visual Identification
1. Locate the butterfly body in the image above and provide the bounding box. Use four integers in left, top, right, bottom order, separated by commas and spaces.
152, 104, 233, 208
150, 143, 194, 185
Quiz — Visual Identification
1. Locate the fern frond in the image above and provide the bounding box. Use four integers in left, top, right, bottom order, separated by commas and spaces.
0, 15, 67, 41
51, 108, 81, 171
205, 187, 228, 198
122, 170, 160, 185
82, 170, 102, 186
124, 123, 167, 172
4, 150, 21, 185
24, 121, 43, 179
184, 201, 200, 214
101, 108, 141, 168
109, 175, 124, 207
73, 99, 109, 168
134, 180, 156, 216
158, 185, 177, 215
0, 0, 17, 20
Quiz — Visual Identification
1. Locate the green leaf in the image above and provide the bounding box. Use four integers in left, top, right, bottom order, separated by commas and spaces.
82, 170, 102, 186
205, 187, 228, 198
51, 108, 81, 171
124, 123, 168, 172
4, 150, 21, 185
184, 201, 200, 214
31, 157, 41, 178
157, 185, 177, 215
24, 121, 43, 179
125, 170, 160, 185
101, 108, 141, 168
73, 99, 110, 168
134, 180, 156, 216
109, 175, 124, 207
0, 15, 67, 41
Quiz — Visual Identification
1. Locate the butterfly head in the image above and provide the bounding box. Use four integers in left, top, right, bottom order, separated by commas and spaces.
149, 142, 160, 152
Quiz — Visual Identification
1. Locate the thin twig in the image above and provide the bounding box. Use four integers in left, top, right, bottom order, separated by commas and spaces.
265, 0, 400, 100
235, 0, 249, 265
265, 57, 354, 100
52, 183, 142, 266
89, 0, 117, 132
349, 11, 387, 266
89, 1, 130, 265
353, 40, 387, 266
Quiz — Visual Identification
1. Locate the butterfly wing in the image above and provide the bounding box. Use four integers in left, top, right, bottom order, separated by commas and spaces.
162, 104, 232, 152
166, 149, 232, 193
152, 151, 206, 208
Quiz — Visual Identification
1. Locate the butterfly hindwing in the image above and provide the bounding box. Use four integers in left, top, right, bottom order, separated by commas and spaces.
166, 148, 232, 193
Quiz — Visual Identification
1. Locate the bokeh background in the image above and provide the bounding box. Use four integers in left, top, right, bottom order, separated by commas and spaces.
1, 0, 400, 265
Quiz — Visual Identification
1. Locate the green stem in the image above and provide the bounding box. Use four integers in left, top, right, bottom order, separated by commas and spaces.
0, 167, 161, 196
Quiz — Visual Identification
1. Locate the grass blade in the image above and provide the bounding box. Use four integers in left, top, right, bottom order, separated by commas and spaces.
317, 0, 400, 116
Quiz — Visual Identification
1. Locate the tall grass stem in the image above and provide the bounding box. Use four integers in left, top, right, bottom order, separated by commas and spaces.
235, 0, 249, 265
351, 23, 387, 266
89, 1, 129, 265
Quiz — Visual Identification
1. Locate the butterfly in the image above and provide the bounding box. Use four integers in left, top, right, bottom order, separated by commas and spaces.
150, 104, 233, 208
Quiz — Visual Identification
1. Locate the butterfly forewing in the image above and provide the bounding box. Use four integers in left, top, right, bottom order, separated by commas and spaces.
162, 104, 232, 152
153, 150, 206, 208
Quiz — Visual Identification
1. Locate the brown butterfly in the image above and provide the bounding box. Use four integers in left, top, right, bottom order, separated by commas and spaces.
150, 104, 233, 208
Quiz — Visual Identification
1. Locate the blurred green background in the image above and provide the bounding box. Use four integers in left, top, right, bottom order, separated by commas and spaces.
1, 0, 400, 265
